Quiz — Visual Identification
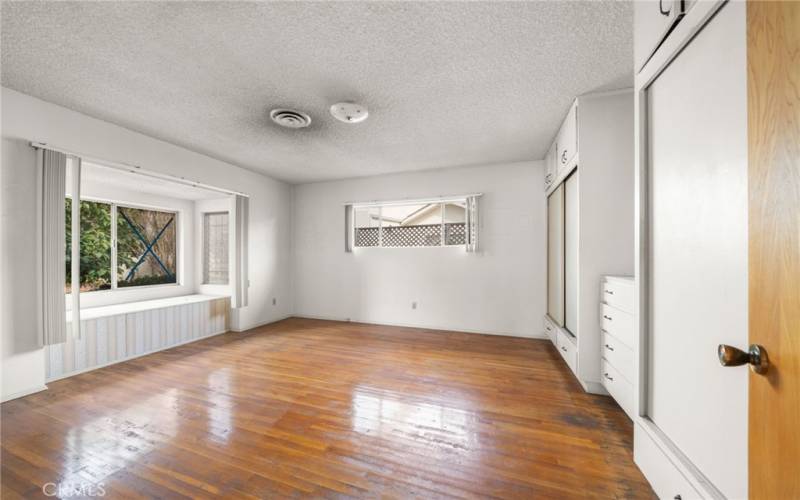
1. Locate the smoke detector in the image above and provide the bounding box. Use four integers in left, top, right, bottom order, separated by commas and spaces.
330, 102, 369, 124
270, 108, 311, 129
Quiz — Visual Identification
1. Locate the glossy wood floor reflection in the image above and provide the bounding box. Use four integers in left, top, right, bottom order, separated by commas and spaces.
1, 318, 653, 499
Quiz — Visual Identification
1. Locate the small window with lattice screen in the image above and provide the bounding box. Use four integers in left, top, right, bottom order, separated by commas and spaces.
353, 202, 466, 248
203, 212, 229, 284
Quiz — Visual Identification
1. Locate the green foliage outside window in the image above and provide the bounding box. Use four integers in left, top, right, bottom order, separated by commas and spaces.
65, 198, 112, 292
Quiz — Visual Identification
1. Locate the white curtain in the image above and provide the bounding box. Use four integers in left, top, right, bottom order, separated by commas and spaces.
344, 204, 354, 253
38, 148, 69, 345
232, 194, 249, 308
69, 156, 82, 339
465, 195, 480, 253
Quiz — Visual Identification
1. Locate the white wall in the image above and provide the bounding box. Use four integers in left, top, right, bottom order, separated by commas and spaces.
292, 161, 545, 337
1, 87, 293, 401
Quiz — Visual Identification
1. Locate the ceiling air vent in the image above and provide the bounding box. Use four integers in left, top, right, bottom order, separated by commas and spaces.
269, 108, 311, 129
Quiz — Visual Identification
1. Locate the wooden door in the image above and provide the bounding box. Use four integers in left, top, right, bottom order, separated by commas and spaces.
747, 2, 800, 498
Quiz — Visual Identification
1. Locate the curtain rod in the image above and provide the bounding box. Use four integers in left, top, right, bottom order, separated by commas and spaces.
344, 193, 483, 207
30, 141, 249, 198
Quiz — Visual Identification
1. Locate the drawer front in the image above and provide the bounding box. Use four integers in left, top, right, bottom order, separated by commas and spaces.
602, 331, 634, 383
556, 330, 577, 373
602, 360, 634, 418
600, 303, 635, 348
601, 279, 634, 314
543, 316, 557, 346
635, 424, 703, 500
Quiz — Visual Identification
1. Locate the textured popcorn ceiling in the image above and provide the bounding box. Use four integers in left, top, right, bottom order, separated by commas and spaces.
1, 2, 632, 183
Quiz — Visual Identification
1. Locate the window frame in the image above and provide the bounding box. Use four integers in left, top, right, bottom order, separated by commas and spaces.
353, 199, 468, 249
66, 195, 181, 295
202, 211, 230, 285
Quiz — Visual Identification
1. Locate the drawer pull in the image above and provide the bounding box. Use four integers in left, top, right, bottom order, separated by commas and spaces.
561, 346, 568, 352
561, 150, 567, 164
604, 344, 615, 352
603, 315, 613, 321
603, 372, 614, 382
604, 289, 614, 295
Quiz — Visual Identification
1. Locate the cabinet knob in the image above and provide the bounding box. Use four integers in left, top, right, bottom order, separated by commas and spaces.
604, 344, 615, 352
604, 372, 614, 381
604, 289, 614, 295
561, 150, 567, 164
561, 346, 567, 352
603, 315, 613, 321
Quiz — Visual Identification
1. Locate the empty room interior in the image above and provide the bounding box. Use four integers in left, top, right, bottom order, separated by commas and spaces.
1, 1, 798, 499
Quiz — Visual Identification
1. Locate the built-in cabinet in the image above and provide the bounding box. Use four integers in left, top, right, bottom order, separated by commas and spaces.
600, 276, 634, 418
633, 0, 693, 72
543, 91, 634, 394
632, 2, 748, 498
543, 100, 578, 191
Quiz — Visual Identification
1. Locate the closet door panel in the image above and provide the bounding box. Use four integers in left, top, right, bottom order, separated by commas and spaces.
547, 185, 565, 326
646, 2, 747, 497
564, 172, 579, 335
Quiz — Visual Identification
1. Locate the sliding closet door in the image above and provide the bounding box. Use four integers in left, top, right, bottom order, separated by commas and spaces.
564, 172, 578, 335
547, 185, 565, 326
646, 2, 747, 497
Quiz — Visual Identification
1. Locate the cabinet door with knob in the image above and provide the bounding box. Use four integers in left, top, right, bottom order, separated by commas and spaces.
555, 101, 577, 177
544, 141, 556, 190
633, 0, 691, 73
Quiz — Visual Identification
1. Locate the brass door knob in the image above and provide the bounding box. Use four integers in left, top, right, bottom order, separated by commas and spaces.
718, 344, 769, 374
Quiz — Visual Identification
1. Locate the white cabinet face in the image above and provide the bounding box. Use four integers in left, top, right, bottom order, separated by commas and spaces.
547, 185, 565, 326
564, 172, 578, 336
544, 142, 557, 188
557, 103, 577, 170
634, 0, 686, 72
645, 2, 748, 498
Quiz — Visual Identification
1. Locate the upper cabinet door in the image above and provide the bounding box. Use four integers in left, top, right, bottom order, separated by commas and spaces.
545, 141, 557, 189
556, 101, 577, 172
634, 0, 688, 72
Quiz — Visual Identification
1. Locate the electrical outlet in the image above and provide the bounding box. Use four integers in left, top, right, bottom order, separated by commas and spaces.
412, 301, 417, 310
272, 298, 276, 306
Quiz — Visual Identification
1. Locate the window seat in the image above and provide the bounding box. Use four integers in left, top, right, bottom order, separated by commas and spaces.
67, 294, 228, 321
49, 294, 230, 382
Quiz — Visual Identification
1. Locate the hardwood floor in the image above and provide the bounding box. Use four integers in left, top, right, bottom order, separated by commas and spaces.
1, 318, 653, 499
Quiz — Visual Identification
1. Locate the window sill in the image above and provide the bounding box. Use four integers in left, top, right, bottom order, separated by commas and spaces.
66, 294, 229, 322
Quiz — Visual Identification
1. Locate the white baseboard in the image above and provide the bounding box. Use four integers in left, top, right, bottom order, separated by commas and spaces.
1, 384, 49, 403
292, 313, 546, 340
45, 328, 229, 384
230, 314, 293, 333
580, 380, 609, 395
